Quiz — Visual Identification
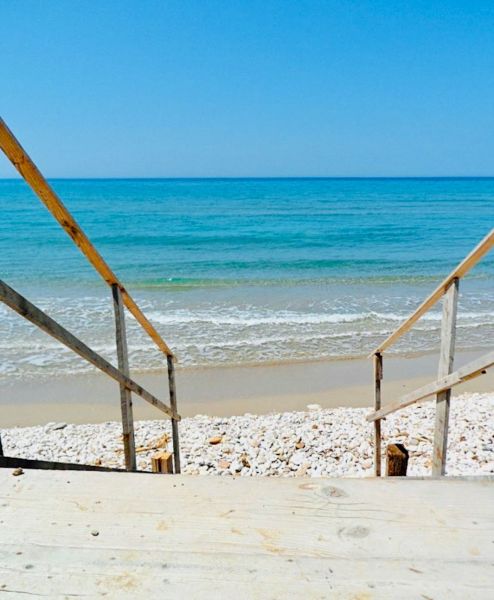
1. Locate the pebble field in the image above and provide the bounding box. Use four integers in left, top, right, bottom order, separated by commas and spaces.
2, 392, 493, 477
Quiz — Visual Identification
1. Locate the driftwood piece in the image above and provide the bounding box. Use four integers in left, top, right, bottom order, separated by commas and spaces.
386, 444, 409, 476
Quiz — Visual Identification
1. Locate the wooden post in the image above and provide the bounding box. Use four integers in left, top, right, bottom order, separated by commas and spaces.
0, 434, 3, 457
151, 451, 174, 474
432, 278, 459, 477
0, 279, 178, 418
373, 353, 383, 477
167, 355, 181, 474
112, 284, 136, 472
386, 443, 409, 476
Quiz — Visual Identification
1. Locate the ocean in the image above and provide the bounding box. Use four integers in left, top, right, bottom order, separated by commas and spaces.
0, 177, 493, 381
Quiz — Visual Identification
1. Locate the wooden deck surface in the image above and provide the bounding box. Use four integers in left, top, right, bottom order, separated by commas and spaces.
0, 469, 493, 599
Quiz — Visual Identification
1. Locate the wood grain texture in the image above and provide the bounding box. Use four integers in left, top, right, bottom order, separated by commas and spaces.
0, 279, 180, 420
373, 353, 383, 477
386, 443, 409, 476
167, 355, 181, 474
0, 470, 493, 599
367, 350, 494, 422
112, 284, 137, 471
370, 228, 494, 355
432, 279, 459, 477
0, 117, 174, 359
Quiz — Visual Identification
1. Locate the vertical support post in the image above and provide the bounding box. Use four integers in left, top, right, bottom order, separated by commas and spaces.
112, 284, 137, 472
373, 352, 383, 476
167, 355, 181, 474
432, 278, 459, 477
0, 434, 3, 457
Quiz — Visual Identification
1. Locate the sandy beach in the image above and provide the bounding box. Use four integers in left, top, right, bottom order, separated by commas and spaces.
1, 349, 493, 478
1, 350, 493, 427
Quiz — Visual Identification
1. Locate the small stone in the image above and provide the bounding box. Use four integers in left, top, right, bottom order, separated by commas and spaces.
12, 468, 24, 477
51, 423, 67, 431
91, 530, 99, 537
295, 439, 305, 449
218, 460, 230, 469
209, 436, 222, 445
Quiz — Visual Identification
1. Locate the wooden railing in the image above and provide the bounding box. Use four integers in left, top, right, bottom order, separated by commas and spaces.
367, 229, 494, 477
0, 118, 180, 473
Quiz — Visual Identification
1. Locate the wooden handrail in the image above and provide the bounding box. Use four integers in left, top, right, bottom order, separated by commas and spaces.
0, 117, 174, 359
367, 350, 494, 422
369, 228, 494, 356
0, 279, 180, 420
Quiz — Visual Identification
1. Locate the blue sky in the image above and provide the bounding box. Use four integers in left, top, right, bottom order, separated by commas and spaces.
1, 1, 494, 177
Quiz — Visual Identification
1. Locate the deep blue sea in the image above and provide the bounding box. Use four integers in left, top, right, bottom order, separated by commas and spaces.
0, 178, 493, 380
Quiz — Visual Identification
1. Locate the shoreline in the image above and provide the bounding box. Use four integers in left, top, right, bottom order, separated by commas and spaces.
1, 350, 492, 427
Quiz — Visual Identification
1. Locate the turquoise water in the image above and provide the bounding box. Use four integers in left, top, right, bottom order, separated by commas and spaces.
0, 178, 493, 379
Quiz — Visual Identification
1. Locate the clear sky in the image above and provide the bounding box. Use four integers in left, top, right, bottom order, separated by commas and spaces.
1, 1, 494, 177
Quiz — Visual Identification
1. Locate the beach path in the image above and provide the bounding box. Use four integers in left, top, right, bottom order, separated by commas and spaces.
0, 469, 493, 598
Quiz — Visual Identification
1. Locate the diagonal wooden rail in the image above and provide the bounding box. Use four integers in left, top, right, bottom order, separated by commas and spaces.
369, 229, 494, 478
0, 117, 174, 359
369, 229, 494, 356
367, 350, 494, 422
0, 117, 181, 473
0, 280, 179, 420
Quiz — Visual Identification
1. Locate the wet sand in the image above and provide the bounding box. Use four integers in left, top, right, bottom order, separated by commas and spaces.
1, 350, 492, 427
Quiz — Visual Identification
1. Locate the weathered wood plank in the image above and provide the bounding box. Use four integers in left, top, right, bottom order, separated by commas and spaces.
373, 353, 383, 476
1, 470, 493, 599
0, 455, 126, 472
112, 284, 137, 471
0, 117, 174, 359
367, 349, 494, 422
432, 279, 458, 477
370, 228, 494, 355
0, 279, 179, 420
167, 355, 181, 474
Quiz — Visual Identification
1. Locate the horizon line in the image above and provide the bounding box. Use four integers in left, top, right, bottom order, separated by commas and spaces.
1, 175, 494, 181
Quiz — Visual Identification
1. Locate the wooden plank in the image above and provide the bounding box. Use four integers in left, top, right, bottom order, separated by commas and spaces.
0, 455, 126, 472
432, 279, 458, 477
367, 349, 494, 422
0, 117, 174, 359
1, 470, 493, 598
369, 228, 494, 355
112, 284, 137, 471
167, 355, 181, 474
0, 279, 180, 420
373, 353, 383, 477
